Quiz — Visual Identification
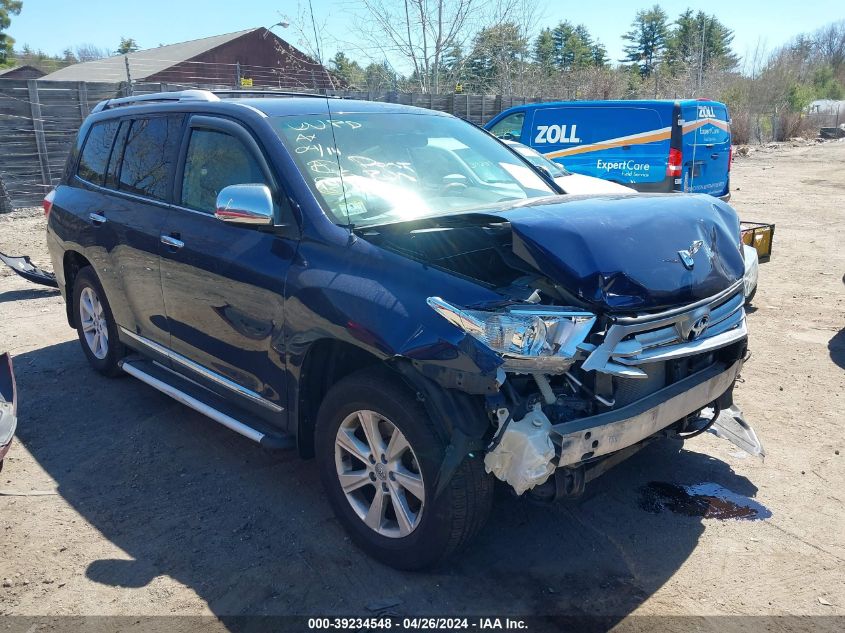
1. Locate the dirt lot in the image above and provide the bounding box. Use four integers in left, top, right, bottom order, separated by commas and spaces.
1, 142, 843, 627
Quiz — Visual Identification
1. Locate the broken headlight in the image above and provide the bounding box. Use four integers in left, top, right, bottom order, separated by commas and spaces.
427, 297, 596, 373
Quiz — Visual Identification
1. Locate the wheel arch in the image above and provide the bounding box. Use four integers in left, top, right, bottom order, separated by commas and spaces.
62, 250, 93, 328
292, 336, 496, 487
294, 338, 384, 458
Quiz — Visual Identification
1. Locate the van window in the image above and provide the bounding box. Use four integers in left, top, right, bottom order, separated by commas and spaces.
77, 120, 120, 185
118, 116, 184, 201
488, 112, 525, 141
181, 129, 268, 213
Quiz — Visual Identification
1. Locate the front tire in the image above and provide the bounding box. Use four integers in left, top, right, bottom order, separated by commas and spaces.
315, 367, 493, 570
72, 267, 125, 377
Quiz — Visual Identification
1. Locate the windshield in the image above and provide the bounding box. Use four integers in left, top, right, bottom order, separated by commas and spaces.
508, 143, 571, 178
271, 113, 555, 227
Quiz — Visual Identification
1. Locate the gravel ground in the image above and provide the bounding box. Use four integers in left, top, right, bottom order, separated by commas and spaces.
0, 143, 843, 627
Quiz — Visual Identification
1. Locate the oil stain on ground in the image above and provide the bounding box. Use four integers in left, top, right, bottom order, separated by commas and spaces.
639, 482, 771, 520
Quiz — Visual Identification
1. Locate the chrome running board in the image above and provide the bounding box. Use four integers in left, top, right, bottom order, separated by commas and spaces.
118, 327, 283, 414
119, 358, 294, 450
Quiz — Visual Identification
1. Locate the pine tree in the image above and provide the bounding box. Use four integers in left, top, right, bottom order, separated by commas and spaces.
534, 28, 555, 76
665, 10, 737, 77
0, 0, 23, 66
329, 52, 364, 88
551, 21, 596, 71
116, 37, 140, 54
621, 5, 669, 77
591, 41, 609, 67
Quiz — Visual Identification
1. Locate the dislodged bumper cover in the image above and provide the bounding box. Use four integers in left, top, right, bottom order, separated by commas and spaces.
0, 252, 58, 288
711, 404, 765, 457
552, 359, 745, 467
0, 352, 17, 461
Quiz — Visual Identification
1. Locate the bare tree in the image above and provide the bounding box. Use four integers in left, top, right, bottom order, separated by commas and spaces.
351, 0, 520, 93
280, 2, 329, 66
75, 44, 111, 62
812, 20, 845, 75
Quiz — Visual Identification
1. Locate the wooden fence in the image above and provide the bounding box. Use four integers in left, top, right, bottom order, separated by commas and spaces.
0, 78, 542, 210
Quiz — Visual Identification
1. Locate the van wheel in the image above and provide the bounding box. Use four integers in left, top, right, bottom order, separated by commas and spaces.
315, 367, 493, 570
72, 267, 125, 377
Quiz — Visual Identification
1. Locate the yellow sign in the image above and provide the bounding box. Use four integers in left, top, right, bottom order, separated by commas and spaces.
455, 83, 463, 93
240, 77, 253, 87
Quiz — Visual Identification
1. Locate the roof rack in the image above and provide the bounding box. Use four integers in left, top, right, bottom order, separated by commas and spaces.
91, 88, 337, 113
92, 89, 220, 112
212, 89, 336, 99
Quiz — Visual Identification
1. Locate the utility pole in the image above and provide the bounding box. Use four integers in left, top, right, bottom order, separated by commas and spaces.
698, 17, 706, 91
654, 66, 658, 98
236, 61, 241, 88
124, 56, 133, 96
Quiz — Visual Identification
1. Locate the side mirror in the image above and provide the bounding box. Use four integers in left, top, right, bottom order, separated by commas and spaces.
215, 184, 274, 226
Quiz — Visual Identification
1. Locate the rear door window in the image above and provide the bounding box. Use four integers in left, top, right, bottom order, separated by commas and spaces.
180, 128, 268, 213
683, 104, 730, 145
77, 120, 120, 185
118, 115, 184, 201
104, 121, 129, 190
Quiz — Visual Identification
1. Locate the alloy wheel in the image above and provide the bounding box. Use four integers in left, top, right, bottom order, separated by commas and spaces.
334, 409, 425, 538
79, 286, 109, 360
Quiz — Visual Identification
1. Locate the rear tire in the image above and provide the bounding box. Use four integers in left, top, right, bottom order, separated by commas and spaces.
315, 367, 493, 570
72, 267, 125, 377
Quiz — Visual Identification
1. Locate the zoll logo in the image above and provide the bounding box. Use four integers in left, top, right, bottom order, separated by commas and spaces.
534, 124, 581, 144
697, 105, 716, 118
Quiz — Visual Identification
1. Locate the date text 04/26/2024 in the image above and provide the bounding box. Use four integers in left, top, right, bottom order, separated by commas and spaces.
307, 617, 529, 630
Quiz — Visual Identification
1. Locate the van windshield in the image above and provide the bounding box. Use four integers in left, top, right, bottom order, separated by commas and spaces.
271, 113, 555, 227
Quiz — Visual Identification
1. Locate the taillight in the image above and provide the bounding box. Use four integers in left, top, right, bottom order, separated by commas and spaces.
728, 145, 733, 172
43, 189, 55, 218
667, 147, 683, 178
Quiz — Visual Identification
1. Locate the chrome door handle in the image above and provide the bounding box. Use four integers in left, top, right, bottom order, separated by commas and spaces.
89, 213, 107, 225
160, 235, 185, 250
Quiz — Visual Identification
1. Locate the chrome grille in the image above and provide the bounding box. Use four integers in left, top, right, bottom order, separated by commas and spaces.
581, 280, 746, 379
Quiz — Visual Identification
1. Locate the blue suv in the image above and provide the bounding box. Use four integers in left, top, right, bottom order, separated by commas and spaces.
45, 90, 761, 569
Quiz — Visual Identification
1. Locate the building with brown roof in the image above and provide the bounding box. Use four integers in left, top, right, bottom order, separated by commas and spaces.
40, 28, 340, 90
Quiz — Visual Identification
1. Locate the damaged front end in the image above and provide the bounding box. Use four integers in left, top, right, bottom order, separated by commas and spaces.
365, 194, 763, 500
426, 281, 762, 499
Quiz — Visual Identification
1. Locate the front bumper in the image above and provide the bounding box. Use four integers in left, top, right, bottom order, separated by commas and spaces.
552, 359, 743, 467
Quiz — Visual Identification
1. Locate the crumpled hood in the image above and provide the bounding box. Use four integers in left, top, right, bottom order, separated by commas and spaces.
502, 194, 744, 312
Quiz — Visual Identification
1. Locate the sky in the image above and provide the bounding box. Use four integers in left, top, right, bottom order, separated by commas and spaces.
7, 0, 845, 74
